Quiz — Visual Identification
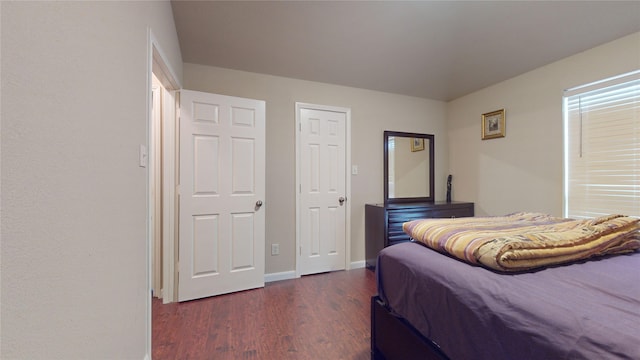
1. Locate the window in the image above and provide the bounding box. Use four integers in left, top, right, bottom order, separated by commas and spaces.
564, 70, 640, 219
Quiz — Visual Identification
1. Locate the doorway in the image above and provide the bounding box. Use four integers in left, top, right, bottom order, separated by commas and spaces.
150, 46, 179, 304
147, 37, 181, 358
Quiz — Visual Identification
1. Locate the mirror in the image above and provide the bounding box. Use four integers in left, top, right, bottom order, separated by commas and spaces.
384, 131, 434, 204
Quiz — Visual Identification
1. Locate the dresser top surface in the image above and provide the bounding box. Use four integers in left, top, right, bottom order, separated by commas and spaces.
366, 201, 473, 210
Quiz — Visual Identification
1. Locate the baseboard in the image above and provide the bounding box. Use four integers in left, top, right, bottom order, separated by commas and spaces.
264, 271, 297, 283
265, 261, 367, 283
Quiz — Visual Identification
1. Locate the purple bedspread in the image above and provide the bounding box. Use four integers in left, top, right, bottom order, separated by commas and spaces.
377, 242, 640, 360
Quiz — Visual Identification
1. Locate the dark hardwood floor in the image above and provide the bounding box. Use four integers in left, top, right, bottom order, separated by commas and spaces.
153, 268, 377, 360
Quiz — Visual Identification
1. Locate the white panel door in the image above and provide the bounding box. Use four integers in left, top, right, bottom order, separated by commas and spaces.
298, 106, 347, 275
178, 90, 265, 302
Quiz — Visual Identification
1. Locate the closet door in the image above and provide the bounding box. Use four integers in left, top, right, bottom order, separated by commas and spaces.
297, 105, 348, 276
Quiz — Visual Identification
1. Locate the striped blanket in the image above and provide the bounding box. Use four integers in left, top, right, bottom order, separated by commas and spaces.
403, 212, 640, 272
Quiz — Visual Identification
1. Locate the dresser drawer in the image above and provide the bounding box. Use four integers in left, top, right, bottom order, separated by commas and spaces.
429, 207, 474, 218
365, 202, 474, 269
387, 204, 474, 243
387, 209, 431, 244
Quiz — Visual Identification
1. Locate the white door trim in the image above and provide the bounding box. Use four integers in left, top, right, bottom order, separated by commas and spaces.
295, 102, 351, 277
160, 88, 177, 304
151, 80, 162, 298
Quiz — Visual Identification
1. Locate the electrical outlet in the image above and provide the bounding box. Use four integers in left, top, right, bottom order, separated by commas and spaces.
352, 165, 358, 175
271, 244, 280, 256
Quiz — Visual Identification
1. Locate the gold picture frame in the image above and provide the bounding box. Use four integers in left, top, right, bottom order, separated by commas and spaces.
481, 109, 506, 140
411, 138, 425, 152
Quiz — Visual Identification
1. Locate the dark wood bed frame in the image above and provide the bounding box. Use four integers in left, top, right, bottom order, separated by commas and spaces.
371, 296, 449, 360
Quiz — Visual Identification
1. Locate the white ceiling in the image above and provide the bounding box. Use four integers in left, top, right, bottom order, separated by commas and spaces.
171, 1, 640, 101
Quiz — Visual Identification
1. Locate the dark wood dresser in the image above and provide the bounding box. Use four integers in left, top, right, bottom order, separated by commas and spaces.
365, 201, 474, 269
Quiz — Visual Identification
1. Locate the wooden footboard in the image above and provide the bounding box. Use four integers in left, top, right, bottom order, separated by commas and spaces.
371, 296, 449, 360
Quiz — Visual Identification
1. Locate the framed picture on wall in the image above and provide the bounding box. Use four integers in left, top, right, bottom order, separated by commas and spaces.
411, 138, 425, 152
481, 109, 506, 140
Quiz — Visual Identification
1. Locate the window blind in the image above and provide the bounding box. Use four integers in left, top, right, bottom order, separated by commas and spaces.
564, 71, 640, 219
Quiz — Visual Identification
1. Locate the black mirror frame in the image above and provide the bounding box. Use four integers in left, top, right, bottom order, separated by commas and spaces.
383, 131, 435, 205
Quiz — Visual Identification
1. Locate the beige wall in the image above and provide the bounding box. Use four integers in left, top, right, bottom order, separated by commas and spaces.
447, 32, 640, 217
184, 63, 448, 273
1, 2, 182, 359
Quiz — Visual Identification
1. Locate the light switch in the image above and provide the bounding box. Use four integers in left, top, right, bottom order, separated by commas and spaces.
352, 165, 358, 175
139, 145, 148, 168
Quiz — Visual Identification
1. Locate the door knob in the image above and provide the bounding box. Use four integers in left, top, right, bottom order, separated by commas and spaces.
255, 200, 263, 210
339, 197, 346, 205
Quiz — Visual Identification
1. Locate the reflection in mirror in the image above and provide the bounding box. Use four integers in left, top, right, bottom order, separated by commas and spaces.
388, 136, 430, 198
384, 131, 435, 204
